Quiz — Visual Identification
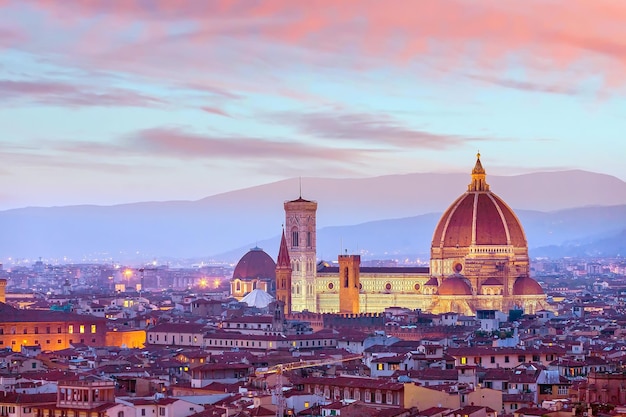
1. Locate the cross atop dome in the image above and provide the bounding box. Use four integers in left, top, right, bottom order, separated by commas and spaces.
468, 152, 489, 192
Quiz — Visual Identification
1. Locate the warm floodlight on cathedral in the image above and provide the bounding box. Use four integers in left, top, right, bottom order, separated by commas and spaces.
231, 154, 551, 316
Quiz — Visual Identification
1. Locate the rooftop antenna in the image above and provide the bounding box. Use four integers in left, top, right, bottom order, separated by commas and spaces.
299, 176, 302, 198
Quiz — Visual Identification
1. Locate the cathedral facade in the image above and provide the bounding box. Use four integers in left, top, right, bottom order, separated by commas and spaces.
232, 155, 551, 316
300, 155, 550, 315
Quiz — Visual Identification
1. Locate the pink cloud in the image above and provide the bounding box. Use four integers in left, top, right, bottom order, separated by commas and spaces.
0, 80, 165, 107
4, 1, 626, 91
126, 127, 370, 161
200, 107, 231, 118
0, 26, 28, 48
273, 111, 502, 149
466, 75, 580, 96
40, 127, 377, 163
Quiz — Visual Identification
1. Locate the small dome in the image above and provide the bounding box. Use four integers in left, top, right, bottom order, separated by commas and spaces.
438, 275, 472, 296
512, 276, 544, 295
240, 289, 274, 308
233, 247, 276, 280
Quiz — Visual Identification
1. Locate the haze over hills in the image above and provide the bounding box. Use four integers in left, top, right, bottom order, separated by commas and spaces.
1, 170, 625, 263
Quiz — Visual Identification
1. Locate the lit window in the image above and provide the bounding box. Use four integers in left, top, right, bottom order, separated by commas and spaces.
304, 402, 310, 408
460, 357, 467, 365
91, 325, 96, 334
79, 325, 85, 334
68, 325, 74, 334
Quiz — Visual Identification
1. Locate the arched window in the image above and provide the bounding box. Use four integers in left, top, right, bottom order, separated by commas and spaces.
235, 280, 241, 292
291, 228, 299, 248
344, 267, 349, 288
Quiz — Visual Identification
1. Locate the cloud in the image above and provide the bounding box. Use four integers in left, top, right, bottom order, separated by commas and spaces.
4, 1, 626, 92
466, 75, 580, 96
0, 80, 165, 108
273, 111, 493, 149
200, 106, 231, 118
125, 127, 368, 161
0, 26, 28, 48
35, 127, 376, 164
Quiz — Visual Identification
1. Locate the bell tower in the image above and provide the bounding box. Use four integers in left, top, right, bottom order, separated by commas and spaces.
339, 254, 360, 314
284, 196, 318, 312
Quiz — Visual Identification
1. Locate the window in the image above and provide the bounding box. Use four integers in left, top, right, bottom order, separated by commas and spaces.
118, 412, 124, 417
307, 232, 312, 247
375, 390, 382, 403
159, 407, 165, 416
57, 327, 62, 333
23, 328, 28, 334
460, 357, 467, 365
504, 356, 510, 363
141, 409, 146, 416
91, 324, 96, 334
68, 325, 74, 334
292, 230, 299, 247
376, 363, 384, 371
57, 339, 62, 344
32, 362, 37, 369
34, 327, 39, 334
46, 327, 51, 334
518, 355, 526, 363
79, 325, 85, 334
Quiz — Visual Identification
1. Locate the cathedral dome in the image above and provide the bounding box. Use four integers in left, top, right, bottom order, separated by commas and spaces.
233, 247, 276, 280
431, 154, 527, 250
438, 275, 472, 296
512, 276, 544, 295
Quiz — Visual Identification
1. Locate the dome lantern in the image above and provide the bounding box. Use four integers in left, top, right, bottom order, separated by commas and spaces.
468, 152, 489, 192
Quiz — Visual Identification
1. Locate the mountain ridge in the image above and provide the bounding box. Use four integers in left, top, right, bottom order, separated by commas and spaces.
1, 169, 625, 261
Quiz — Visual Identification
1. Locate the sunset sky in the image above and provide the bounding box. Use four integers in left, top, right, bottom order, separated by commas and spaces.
1, 1, 625, 209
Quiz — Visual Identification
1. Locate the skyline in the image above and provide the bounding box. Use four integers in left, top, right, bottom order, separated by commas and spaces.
1, 1, 626, 210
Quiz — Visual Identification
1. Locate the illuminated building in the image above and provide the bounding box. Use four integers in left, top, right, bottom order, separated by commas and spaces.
299, 154, 549, 315
229, 246, 276, 300
0, 302, 106, 352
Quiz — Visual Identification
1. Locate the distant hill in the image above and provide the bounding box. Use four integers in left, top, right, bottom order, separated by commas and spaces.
1, 170, 625, 262
219, 205, 626, 263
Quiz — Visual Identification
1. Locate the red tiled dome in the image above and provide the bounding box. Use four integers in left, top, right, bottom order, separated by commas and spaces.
431, 155, 527, 250
232, 247, 276, 280
512, 276, 544, 295
438, 275, 472, 296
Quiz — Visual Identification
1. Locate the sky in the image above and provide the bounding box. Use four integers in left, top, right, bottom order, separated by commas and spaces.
1, 1, 625, 210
